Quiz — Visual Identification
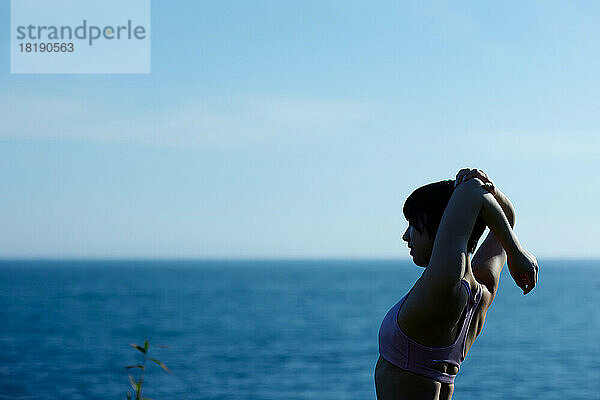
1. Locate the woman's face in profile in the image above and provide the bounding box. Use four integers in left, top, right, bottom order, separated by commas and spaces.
402, 223, 433, 267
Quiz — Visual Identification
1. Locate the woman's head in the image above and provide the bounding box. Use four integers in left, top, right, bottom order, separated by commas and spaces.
402, 180, 486, 266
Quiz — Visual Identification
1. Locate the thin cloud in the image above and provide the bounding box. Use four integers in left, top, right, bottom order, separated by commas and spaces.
0, 93, 381, 147
465, 131, 600, 158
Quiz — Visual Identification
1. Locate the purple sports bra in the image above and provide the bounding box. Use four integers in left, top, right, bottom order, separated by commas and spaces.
378, 279, 482, 384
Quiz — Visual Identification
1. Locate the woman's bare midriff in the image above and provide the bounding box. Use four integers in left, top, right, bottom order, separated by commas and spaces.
375, 356, 455, 400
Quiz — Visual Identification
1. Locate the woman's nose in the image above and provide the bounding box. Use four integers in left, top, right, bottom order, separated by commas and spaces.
402, 228, 409, 242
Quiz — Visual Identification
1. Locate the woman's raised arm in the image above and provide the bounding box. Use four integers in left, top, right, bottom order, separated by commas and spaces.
424, 177, 538, 295
455, 168, 515, 228
456, 169, 537, 298
470, 186, 515, 299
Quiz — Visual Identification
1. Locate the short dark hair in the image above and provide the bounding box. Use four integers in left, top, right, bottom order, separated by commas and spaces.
403, 180, 486, 254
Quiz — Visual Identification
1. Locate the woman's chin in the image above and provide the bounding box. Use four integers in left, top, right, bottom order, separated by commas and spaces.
411, 255, 427, 268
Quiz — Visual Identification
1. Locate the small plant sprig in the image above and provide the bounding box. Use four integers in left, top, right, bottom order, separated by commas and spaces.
125, 339, 170, 400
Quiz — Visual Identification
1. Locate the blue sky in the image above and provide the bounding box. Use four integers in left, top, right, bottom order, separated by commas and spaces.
1, 1, 599, 258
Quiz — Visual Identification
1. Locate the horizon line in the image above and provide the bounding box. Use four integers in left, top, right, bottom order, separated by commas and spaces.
0, 256, 598, 262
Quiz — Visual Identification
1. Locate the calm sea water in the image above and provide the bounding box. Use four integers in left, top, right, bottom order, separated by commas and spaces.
1, 260, 599, 400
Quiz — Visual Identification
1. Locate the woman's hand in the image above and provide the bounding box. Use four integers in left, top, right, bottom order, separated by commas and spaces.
507, 248, 539, 295
455, 168, 495, 194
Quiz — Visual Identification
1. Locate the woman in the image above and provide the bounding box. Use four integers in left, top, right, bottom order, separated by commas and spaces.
375, 168, 538, 400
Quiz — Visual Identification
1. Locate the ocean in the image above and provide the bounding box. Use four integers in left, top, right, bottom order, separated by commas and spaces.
1, 259, 599, 400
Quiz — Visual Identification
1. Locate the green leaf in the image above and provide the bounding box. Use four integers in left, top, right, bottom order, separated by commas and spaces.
142, 398, 154, 400
128, 374, 136, 386
125, 364, 145, 370
130, 343, 146, 354
149, 358, 171, 373
128, 374, 140, 392
144, 340, 149, 352
127, 390, 132, 400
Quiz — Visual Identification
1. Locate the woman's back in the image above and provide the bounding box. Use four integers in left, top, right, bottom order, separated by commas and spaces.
376, 271, 490, 400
